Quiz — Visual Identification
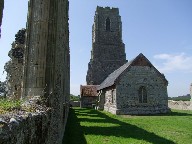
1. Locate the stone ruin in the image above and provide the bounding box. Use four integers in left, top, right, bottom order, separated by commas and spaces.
168, 83, 192, 110
4, 29, 26, 99
0, 0, 70, 144
0, 81, 6, 96
190, 83, 192, 101
0, 0, 4, 37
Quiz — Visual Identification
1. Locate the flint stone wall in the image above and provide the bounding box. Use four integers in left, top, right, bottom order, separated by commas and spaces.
0, 110, 51, 144
80, 96, 98, 108
168, 100, 192, 110
70, 101, 80, 107
103, 66, 169, 115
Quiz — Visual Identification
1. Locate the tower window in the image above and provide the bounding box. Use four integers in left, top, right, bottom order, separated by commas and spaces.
138, 86, 147, 103
106, 17, 111, 31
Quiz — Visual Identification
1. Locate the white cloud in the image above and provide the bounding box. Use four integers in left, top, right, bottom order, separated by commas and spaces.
153, 53, 192, 73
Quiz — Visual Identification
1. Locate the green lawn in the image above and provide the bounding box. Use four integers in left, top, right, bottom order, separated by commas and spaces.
63, 108, 192, 144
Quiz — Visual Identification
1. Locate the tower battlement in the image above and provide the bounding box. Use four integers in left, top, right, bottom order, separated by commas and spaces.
96, 6, 119, 14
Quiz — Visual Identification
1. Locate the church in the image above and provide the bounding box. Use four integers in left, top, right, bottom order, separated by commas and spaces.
81, 6, 169, 115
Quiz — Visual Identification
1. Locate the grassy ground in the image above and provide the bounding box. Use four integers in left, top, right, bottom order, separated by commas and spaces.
63, 107, 192, 144
0, 98, 22, 114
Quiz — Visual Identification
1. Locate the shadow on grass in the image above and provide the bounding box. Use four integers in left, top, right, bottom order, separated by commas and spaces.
74, 108, 175, 144
63, 108, 87, 144
137, 110, 192, 116
161, 110, 192, 116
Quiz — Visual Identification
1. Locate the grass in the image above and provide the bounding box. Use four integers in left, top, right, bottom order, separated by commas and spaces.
63, 107, 192, 144
0, 98, 22, 114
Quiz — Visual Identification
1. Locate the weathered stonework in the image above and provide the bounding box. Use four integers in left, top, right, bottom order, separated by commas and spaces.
0, 97, 51, 144
22, 0, 51, 97
21, 0, 70, 143
98, 54, 169, 115
70, 101, 80, 107
4, 29, 26, 99
168, 100, 192, 110
86, 6, 127, 85
190, 83, 192, 101
1, 0, 69, 143
0, 0, 4, 37
115, 66, 168, 114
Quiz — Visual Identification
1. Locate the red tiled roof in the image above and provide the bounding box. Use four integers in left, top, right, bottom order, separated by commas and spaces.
80, 85, 99, 96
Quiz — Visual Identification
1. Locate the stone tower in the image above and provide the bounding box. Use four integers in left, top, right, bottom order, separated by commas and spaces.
86, 6, 127, 85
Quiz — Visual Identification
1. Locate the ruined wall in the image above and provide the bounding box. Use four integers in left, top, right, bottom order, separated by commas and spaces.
0, 0, 4, 37
0, 97, 51, 144
98, 92, 105, 110
190, 83, 192, 101
168, 100, 192, 110
21, 0, 70, 143
46, 1, 70, 143
103, 87, 117, 114
70, 101, 80, 107
80, 96, 98, 108
22, 0, 51, 97
86, 6, 127, 85
4, 29, 26, 99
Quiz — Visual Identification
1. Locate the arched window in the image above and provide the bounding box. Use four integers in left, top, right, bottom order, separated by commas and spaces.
106, 17, 110, 31
138, 86, 147, 103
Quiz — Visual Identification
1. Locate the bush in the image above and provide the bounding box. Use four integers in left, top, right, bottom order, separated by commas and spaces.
70, 94, 80, 101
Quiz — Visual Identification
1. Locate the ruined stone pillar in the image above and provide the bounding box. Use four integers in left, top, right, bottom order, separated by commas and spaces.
22, 0, 70, 143
0, 0, 4, 37
22, 0, 50, 97
46, 1, 70, 143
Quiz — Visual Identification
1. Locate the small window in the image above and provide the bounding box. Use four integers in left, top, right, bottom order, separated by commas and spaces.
111, 90, 114, 103
138, 86, 147, 103
106, 17, 110, 31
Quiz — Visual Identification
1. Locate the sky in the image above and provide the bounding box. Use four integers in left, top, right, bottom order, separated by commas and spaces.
0, 0, 192, 97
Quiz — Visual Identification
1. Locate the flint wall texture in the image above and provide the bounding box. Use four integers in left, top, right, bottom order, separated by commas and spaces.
168, 100, 192, 110
21, 0, 70, 143
103, 66, 169, 115
0, 110, 51, 144
4, 29, 26, 99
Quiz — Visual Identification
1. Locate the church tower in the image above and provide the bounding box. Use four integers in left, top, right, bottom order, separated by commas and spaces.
86, 6, 127, 85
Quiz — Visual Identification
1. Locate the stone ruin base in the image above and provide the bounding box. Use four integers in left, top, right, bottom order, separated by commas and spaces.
0, 96, 69, 144
168, 100, 192, 110
104, 106, 169, 115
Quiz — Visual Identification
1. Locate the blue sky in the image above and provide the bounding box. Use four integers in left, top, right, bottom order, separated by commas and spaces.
0, 0, 192, 97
